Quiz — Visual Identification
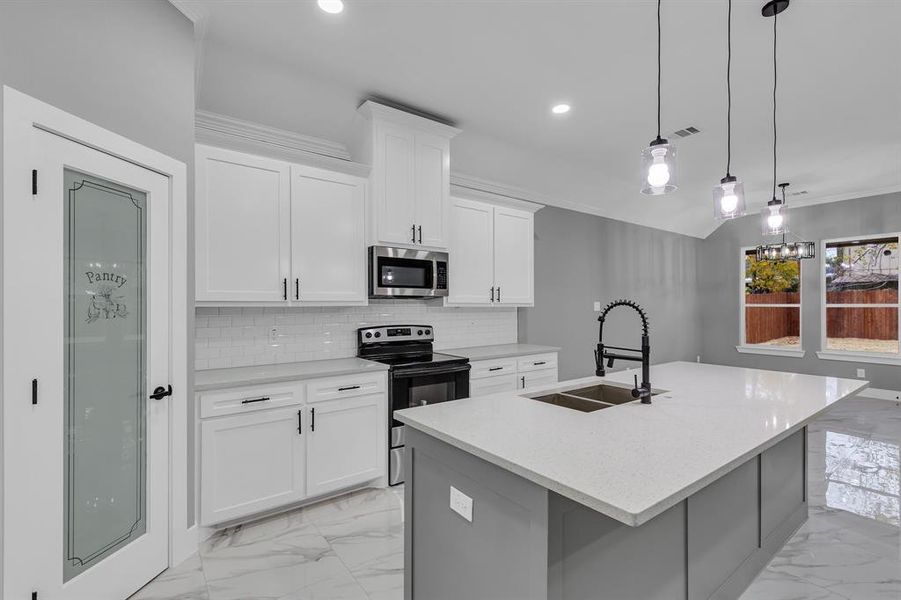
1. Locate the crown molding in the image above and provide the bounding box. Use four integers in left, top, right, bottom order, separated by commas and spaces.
449, 173, 545, 213
195, 110, 370, 177
358, 100, 461, 139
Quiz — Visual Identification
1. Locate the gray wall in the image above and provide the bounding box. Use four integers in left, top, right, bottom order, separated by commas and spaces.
0, 0, 196, 527
519, 206, 703, 381
698, 192, 901, 390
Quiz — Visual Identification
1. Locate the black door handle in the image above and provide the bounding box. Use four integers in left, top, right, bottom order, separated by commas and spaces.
311, 407, 316, 431
297, 409, 303, 434
150, 385, 172, 400
418, 225, 422, 244
411, 224, 416, 243
283, 278, 287, 300
295, 278, 300, 300
497, 286, 501, 302
520, 376, 525, 388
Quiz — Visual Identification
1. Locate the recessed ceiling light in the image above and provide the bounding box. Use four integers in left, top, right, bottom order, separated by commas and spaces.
318, 0, 344, 14
551, 103, 571, 115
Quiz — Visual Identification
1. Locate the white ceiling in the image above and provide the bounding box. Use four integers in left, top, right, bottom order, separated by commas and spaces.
176, 0, 901, 238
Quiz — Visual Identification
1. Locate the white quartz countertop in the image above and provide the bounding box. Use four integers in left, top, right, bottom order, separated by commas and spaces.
195, 357, 388, 392
395, 361, 867, 527
441, 343, 560, 361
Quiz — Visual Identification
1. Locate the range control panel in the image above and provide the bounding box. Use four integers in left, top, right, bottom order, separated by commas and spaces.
358, 325, 434, 344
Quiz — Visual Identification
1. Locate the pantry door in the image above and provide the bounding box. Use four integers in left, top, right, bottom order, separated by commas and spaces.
4, 123, 170, 598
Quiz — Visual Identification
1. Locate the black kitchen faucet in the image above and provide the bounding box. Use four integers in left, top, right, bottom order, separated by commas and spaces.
594, 299, 652, 404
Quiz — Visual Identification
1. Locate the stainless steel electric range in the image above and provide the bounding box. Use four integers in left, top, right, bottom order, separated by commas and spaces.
357, 325, 470, 485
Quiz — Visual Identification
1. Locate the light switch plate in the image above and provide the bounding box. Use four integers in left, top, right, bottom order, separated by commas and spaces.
449, 485, 473, 522
593, 301, 601, 312
856, 368, 866, 378
268, 326, 279, 346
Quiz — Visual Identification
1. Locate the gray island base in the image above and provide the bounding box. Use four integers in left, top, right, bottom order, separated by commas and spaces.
404, 425, 806, 600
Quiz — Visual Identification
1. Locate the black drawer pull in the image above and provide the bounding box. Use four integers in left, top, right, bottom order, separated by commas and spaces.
241, 396, 270, 404
533, 361, 547, 366
488, 367, 504, 372
338, 385, 360, 392
297, 409, 303, 434
311, 407, 316, 431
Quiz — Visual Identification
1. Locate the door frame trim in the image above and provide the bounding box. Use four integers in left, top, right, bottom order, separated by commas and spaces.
1, 86, 195, 583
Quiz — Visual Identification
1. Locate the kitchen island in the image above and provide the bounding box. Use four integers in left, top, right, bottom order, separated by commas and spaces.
395, 362, 867, 600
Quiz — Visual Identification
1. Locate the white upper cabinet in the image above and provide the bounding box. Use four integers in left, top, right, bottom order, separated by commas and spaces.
195, 145, 290, 302
374, 123, 416, 245
290, 164, 366, 303
195, 145, 367, 306
493, 206, 534, 306
354, 101, 460, 250
447, 198, 495, 305
413, 131, 451, 247
446, 198, 536, 307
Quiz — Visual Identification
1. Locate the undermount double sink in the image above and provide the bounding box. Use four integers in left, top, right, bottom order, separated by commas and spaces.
525, 382, 666, 413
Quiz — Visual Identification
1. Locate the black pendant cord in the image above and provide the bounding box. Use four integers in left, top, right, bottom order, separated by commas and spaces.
772, 8, 778, 201
656, 0, 662, 140
725, 0, 732, 177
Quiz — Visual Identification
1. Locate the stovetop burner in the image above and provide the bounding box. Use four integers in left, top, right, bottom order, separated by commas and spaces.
368, 352, 468, 369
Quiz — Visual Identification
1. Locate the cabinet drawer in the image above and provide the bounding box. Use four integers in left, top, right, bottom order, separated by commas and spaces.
470, 374, 517, 397
516, 353, 558, 373
470, 358, 517, 380
199, 382, 304, 419
306, 372, 387, 404
517, 368, 558, 391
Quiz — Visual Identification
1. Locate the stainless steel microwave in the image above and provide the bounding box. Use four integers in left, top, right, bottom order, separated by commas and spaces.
369, 246, 449, 298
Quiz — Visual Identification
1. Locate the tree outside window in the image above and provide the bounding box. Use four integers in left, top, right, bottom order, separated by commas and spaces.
743, 251, 801, 347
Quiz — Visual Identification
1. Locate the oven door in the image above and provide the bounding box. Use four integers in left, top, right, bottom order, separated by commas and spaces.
388, 362, 470, 485
369, 246, 448, 298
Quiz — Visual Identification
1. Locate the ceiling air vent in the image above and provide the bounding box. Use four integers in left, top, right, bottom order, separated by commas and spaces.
790, 190, 809, 196
669, 126, 701, 139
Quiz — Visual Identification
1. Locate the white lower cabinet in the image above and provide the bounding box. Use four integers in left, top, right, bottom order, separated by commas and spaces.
200, 374, 388, 526
306, 394, 385, 497
517, 368, 559, 391
470, 374, 517, 397
201, 406, 306, 524
469, 352, 559, 397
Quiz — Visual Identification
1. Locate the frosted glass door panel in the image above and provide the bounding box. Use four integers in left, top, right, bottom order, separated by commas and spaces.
63, 169, 147, 581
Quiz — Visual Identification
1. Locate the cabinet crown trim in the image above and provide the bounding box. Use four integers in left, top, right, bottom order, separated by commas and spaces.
358, 101, 461, 139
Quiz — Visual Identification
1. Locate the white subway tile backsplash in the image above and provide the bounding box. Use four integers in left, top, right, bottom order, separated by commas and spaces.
194, 300, 518, 370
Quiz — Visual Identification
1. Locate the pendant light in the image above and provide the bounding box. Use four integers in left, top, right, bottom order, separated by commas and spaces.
759, 0, 788, 236
755, 183, 816, 261
640, 0, 677, 195
713, 0, 746, 219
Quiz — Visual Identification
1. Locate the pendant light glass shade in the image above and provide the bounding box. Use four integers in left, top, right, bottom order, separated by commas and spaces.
640, 139, 677, 195
761, 199, 787, 236
713, 175, 746, 219
640, 0, 677, 195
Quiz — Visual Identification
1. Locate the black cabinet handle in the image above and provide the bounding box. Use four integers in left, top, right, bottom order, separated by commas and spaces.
311, 407, 316, 431
241, 396, 270, 404
489, 366, 503, 372
411, 224, 416, 243
418, 225, 422, 244
490, 286, 495, 302
533, 361, 546, 366
338, 385, 360, 392
295, 278, 300, 300
297, 409, 303, 434
521, 376, 525, 387
150, 385, 172, 400
283, 278, 287, 300
497, 286, 502, 302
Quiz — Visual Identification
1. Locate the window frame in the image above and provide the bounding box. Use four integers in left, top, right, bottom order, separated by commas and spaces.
816, 233, 901, 365
737, 246, 805, 357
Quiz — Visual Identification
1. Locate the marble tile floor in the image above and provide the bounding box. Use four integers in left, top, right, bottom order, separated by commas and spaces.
133, 397, 901, 600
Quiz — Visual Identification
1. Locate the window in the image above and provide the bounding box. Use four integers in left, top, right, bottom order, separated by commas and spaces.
822, 235, 899, 357
739, 248, 802, 353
